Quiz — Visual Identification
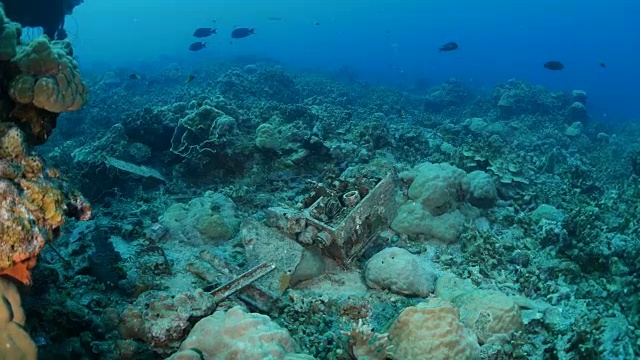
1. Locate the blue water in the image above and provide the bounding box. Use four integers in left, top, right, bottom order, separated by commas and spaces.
68, 0, 639, 120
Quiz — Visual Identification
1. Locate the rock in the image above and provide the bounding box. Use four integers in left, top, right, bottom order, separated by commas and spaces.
565, 121, 584, 137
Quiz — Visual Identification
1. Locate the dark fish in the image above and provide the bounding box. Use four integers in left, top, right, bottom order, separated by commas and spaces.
439, 41, 458, 52
315, 21, 320, 26
129, 73, 141, 80
231, 27, 255, 39
193, 27, 216, 38
189, 41, 206, 51
543, 61, 564, 70
598, 62, 606, 68
185, 75, 196, 84
267, 16, 282, 21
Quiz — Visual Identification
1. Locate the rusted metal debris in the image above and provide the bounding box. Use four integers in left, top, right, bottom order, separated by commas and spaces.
198, 250, 277, 312
267, 173, 399, 265
209, 262, 276, 303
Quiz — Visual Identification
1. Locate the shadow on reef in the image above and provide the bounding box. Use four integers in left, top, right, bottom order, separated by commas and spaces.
0, 0, 82, 40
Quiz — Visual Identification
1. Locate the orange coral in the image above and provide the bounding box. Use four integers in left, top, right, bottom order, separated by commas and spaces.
0, 257, 38, 285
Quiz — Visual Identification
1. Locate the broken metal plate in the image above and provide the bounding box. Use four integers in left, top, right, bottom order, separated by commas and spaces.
197, 250, 277, 313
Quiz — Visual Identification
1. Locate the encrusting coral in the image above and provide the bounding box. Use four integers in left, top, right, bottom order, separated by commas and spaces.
0, 122, 90, 285
0, 0, 90, 289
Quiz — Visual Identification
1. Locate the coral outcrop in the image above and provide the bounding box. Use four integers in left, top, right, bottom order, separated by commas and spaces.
0, 123, 90, 285
168, 306, 313, 360
388, 297, 481, 360
0, 1, 89, 304
364, 247, 436, 297
435, 274, 524, 344
1, 6, 87, 144
391, 162, 484, 243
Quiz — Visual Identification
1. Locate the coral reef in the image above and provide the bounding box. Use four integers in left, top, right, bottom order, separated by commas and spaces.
6, 43, 638, 360
0, 7, 87, 145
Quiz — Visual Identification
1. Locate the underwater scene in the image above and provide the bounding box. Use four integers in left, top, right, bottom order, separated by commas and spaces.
0, 0, 639, 359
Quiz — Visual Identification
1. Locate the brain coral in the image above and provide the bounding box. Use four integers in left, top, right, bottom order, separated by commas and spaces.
388, 297, 480, 360
168, 306, 314, 360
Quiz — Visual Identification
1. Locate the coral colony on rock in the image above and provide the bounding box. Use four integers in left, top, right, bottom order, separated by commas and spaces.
1, 0, 639, 359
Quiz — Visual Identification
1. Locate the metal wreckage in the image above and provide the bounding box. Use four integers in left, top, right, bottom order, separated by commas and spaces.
202, 172, 399, 311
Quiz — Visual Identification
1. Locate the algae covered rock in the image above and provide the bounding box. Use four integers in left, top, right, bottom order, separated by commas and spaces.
159, 191, 239, 244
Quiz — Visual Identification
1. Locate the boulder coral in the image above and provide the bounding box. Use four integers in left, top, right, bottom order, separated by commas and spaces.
435, 274, 524, 344
392, 162, 481, 244
388, 297, 480, 360
11, 36, 87, 113
0, 277, 37, 359
168, 306, 313, 360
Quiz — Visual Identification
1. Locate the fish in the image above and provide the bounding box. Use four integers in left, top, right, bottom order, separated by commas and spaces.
598, 62, 606, 68
189, 42, 206, 51
231, 27, 255, 39
315, 21, 320, 26
193, 27, 216, 38
543, 61, 564, 70
439, 41, 458, 52
129, 73, 141, 80
267, 16, 282, 21
185, 75, 196, 84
